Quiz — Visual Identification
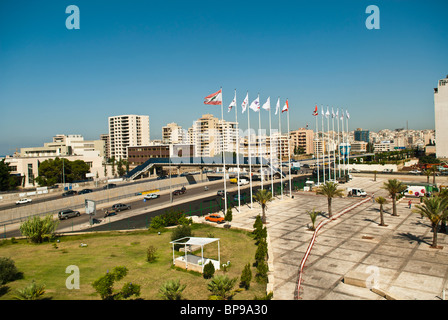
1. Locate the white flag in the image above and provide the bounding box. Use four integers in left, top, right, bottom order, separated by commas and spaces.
262, 96, 270, 111
325, 107, 330, 118
335, 108, 339, 118
321, 106, 325, 117
331, 107, 335, 118
249, 96, 260, 112
275, 98, 280, 115
228, 92, 236, 112
241, 93, 249, 113
346, 110, 350, 119
340, 108, 344, 120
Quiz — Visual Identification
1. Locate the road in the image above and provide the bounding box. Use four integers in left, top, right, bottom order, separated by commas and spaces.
2, 174, 311, 238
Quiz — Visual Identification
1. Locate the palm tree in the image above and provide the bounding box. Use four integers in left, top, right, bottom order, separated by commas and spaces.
412, 196, 448, 248
158, 279, 186, 300
253, 189, 273, 224
207, 275, 239, 300
307, 208, 321, 231
382, 179, 407, 216
423, 169, 432, 184
375, 196, 388, 226
316, 181, 344, 218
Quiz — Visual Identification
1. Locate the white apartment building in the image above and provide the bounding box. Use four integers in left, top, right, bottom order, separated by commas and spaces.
108, 115, 150, 159
162, 122, 185, 144
435, 75, 448, 158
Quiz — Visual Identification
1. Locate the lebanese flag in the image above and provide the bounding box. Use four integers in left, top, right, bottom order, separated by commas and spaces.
312, 105, 318, 116
281, 99, 289, 113
204, 89, 222, 105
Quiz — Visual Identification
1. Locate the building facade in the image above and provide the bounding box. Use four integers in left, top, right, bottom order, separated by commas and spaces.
108, 115, 150, 160
435, 75, 448, 158
289, 128, 314, 155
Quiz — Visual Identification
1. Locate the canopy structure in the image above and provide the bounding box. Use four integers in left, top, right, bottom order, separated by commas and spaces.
170, 237, 220, 273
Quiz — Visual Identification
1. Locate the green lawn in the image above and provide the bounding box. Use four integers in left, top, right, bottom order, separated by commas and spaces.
0, 224, 267, 300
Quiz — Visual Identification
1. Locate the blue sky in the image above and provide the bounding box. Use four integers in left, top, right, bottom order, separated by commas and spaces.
1, 0, 447, 155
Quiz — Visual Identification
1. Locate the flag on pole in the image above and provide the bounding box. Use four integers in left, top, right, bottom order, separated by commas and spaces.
281, 99, 289, 113
312, 105, 318, 116
275, 98, 280, 115
228, 92, 236, 112
321, 106, 325, 117
249, 96, 260, 112
340, 108, 344, 120
241, 93, 249, 113
204, 89, 222, 105
325, 107, 330, 118
262, 96, 270, 111
346, 110, 350, 119
335, 108, 339, 118
331, 107, 335, 118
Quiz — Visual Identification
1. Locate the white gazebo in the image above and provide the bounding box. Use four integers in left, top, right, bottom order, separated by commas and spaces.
170, 237, 220, 273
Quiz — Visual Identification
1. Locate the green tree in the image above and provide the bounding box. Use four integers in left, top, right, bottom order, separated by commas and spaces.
412, 196, 448, 248
159, 279, 186, 300
307, 208, 321, 231
239, 263, 252, 290
207, 275, 239, 300
316, 181, 344, 218
382, 179, 407, 216
253, 189, 273, 224
35, 157, 90, 186
19, 214, 59, 243
0, 159, 20, 191
13, 281, 46, 300
92, 266, 140, 300
203, 261, 215, 279
375, 196, 388, 227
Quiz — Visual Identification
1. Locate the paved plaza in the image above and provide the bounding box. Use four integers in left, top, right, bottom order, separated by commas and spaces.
228, 175, 448, 300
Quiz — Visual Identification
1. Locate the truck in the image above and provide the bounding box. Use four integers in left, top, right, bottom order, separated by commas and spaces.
238, 178, 249, 185
346, 188, 367, 197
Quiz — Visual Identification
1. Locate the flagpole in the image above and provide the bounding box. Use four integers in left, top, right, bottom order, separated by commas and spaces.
269, 99, 274, 196
321, 105, 325, 183
220, 87, 227, 214
258, 93, 263, 190
337, 107, 341, 178
278, 97, 283, 200
332, 107, 336, 181
234, 89, 241, 213
315, 106, 320, 186
341, 108, 346, 176
346, 109, 350, 176
247, 92, 253, 209
287, 100, 292, 197
326, 106, 330, 181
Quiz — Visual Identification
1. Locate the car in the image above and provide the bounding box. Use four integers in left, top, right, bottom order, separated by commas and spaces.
233, 193, 247, 202
409, 170, 421, 174
78, 188, 93, 194
144, 193, 160, 200
350, 168, 360, 173
16, 198, 32, 205
217, 190, 225, 196
205, 214, 225, 224
172, 189, 185, 196
103, 183, 117, 189
62, 190, 78, 197
111, 203, 131, 211
58, 209, 80, 220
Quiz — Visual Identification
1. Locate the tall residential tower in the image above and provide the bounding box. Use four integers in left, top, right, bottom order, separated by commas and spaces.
434, 75, 448, 159
108, 115, 150, 159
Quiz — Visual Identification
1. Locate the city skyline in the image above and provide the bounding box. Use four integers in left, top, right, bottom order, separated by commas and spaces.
1, 0, 447, 156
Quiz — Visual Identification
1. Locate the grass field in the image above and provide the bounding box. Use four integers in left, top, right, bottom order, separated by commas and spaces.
0, 224, 267, 300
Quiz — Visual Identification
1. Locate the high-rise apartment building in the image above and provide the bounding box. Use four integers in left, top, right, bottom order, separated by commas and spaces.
354, 128, 370, 143
289, 128, 314, 155
108, 115, 150, 159
162, 122, 185, 144
434, 75, 448, 158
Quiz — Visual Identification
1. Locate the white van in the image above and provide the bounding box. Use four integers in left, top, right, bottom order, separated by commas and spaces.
403, 186, 426, 197
347, 188, 367, 197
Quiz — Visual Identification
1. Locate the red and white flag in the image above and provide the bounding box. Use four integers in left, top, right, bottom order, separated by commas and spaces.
281, 99, 289, 113
204, 89, 222, 105
312, 105, 318, 116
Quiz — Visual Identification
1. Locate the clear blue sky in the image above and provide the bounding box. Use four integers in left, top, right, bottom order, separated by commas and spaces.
1, 0, 447, 156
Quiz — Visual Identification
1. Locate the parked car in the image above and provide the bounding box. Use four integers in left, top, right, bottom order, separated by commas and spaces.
112, 203, 131, 211
233, 193, 247, 202
144, 193, 160, 200
205, 214, 225, 224
16, 198, 32, 205
217, 190, 225, 196
103, 183, 117, 189
409, 170, 421, 174
78, 188, 93, 194
62, 190, 78, 197
58, 209, 80, 220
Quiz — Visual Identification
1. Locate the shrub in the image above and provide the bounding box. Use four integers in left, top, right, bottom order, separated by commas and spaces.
0, 257, 20, 285
239, 263, 252, 289
203, 261, 215, 279
225, 207, 233, 223
149, 216, 165, 229
255, 260, 268, 283
19, 214, 59, 243
92, 266, 140, 300
159, 279, 186, 300
255, 240, 267, 264
171, 225, 193, 250
207, 275, 239, 300
13, 281, 46, 300
146, 245, 158, 263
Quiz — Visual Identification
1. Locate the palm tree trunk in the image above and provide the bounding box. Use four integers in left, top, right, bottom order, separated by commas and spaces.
262, 204, 266, 224
392, 195, 398, 216
431, 223, 438, 248
328, 198, 332, 218
379, 205, 385, 226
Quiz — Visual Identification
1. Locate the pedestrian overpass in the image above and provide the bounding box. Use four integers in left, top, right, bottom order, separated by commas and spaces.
125, 155, 286, 181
